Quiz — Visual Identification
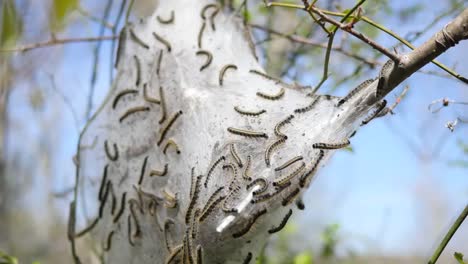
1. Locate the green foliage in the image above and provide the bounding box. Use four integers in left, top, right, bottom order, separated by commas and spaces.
49, 0, 78, 32
320, 223, 340, 258
455, 252, 467, 264
0, 250, 18, 264
293, 251, 314, 264
0, 0, 23, 47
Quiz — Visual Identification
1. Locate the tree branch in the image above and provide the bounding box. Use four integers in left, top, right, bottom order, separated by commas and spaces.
0, 36, 117, 53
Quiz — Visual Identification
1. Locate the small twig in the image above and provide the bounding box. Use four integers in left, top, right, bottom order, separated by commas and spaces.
428, 97, 468, 113
0, 36, 116, 53
428, 204, 468, 264
86, 0, 115, 120
76, 6, 115, 30
110, 0, 128, 83
126, 0, 135, 23
48, 74, 80, 134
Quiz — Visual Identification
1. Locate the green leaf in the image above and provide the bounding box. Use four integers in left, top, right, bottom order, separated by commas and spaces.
0, 250, 18, 264
294, 251, 314, 264
1, 0, 23, 47
454, 252, 466, 264
50, 0, 78, 32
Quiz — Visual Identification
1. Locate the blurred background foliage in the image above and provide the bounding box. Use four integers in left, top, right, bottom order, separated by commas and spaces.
0, 0, 467, 263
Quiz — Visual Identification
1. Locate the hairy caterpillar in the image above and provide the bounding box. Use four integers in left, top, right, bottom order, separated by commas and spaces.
243, 252, 253, 264
98, 165, 109, 201
251, 182, 290, 204
112, 89, 138, 109
164, 219, 176, 252
229, 144, 243, 168
275, 156, 303, 171
163, 188, 177, 208
361, 100, 387, 126
195, 50, 213, 71
196, 245, 203, 264
299, 150, 324, 188
294, 96, 319, 113
165, 244, 183, 264
158, 110, 183, 146
103, 230, 115, 251
272, 162, 305, 187
156, 50, 163, 77
227, 127, 268, 139
242, 155, 252, 181
313, 139, 350, 150
74, 218, 99, 238
157, 10, 175, 24
138, 156, 149, 185
375, 60, 394, 98
268, 209, 293, 234
198, 22, 206, 49
234, 106, 267, 117
219, 64, 238, 86
222, 186, 241, 213
159, 86, 167, 124
337, 79, 374, 107
185, 175, 203, 224
282, 187, 301, 206
163, 139, 181, 155
113, 192, 127, 223
199, 193, 226, 222
257, 87, 285, 101
133, 55, 141, 86
232, 208, 267, 238
153, 32, 172, 52
119, 106, 150, 123
274, 115, 294, 137
143, 84, 161, 104
265, 137, 287, 166
249, 69, 281, 84
130, 28, 149, 49
204, 156, 225, 187
200, 3, 219, 30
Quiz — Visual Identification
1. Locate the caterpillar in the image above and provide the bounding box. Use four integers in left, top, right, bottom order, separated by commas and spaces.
129, 200, 142, 239
163, 188, 177, 208
129, 28, 149, 49
268, 209, 293, 234
185, 175, 203, 224
112, 89, 138, 109
361, 100, 387, 126
196, 245, 203, 264
119, 106, 150, 123
265, 137, 287, 167
275, 156, 303, 171
234, 106, 267, 117
133, 55, 141, 86
156, 50, 163, 77
247, 178, 267, 191
257, 87, 285, 101
243, 252, 253, 264
227, 127, 268, 139
103, 230, 115, 251
104, 140, 119, 161
229, 144, 243, 168
313, 139, 350, 150
113, 192, 127, 223
219, 64, 238, 86
199, 194, 226, 222
195, 50, 213, 71
165, 244, 183, 264
99, 181, 115, 217
299, 150, 324, 188
138, 156, 149, 185
222, 187, 241, 213
191, 209, 201, 239
281, 187, 301, 206
242, 155, 252, 181
164, 219, 176, 252
198, 22, 206, 49
163, 139, 181, 155
74, 217, 99, 238
252, 178, 268, 196
249, 69, 281, 84
200, 3, 219, 31
190, 167, 196, 198
375, 60, 394, 98
127, 214, 135, 246
223, 163, 238, 183
204, 156, 226, 187
150, 163, 168, 177
200, 187, 224, 216
185, 227, 195, 264
143, 84, 161, 104
294, 96, 319, 113
98, 165, 109, 201
274, 115, 294, 137
337, 79, 374, 107
296, 198, 305, 210
158, 110, 183, 146
159, 86, 167, 124
153, 32, 172, 52
251, 182, 290, 204
157, 10, 175, 24
272, 162, 305, 187
232, 208, 267, 238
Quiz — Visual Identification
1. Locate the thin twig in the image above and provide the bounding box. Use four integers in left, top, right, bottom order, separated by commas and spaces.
76, 6, 115, 30
86, 0, 115, 120
0, 36, 116, 52
428, 204, 468, 264
110, 0, 128, 83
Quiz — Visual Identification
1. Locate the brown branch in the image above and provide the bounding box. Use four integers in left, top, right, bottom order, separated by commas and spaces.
309, 6, 400, 62
0, 36, 118, 53
250, 24, 379, 68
